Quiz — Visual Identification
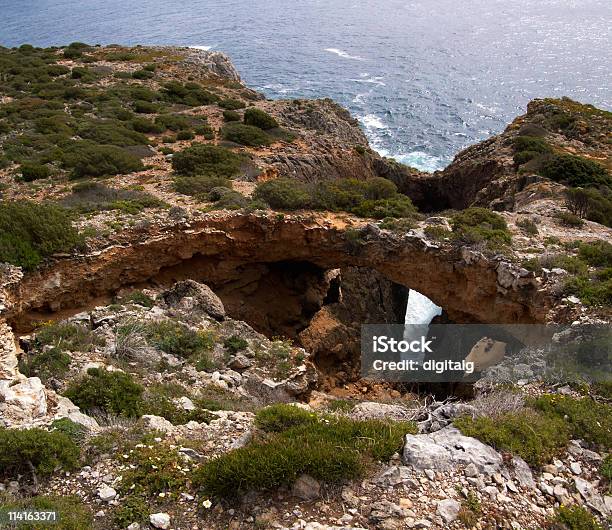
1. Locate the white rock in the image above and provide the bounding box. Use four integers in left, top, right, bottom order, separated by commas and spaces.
140, 415, 174, 433
464, 463, 479, 477
98, 486, 117, 502
149, 513, 170, 529
178, 396, 195, 411
127, 524, 140, 530
436, 499, 460, 523
570, 462, 582, 475
0, 377, 47, 422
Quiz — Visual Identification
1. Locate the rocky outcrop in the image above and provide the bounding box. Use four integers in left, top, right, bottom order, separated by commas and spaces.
1, 213, 550, 332
184, 49, 242, 82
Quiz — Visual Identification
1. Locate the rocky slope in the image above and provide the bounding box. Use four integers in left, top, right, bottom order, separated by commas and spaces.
0, 45, 610, 530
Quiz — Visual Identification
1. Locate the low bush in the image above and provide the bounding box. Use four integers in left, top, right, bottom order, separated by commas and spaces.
517, 218, 538, 235
20, 162, 51, 181
145, 320, 214, 358
0, 427, 80, 479
19, 346, 71, 383
600, 454, 612, 490
219, 98, 246, 110
223, 335, 248, 353
450, 207, 512, 248
162, 80, 218, 106
454, 410, 569, 467
207, 187, 249, 210
133, 100, 159, 114
0, 495, 93, 530
65, 367, 144, 417
223, 109, 241, 122
176, 130, 195, 141
541, 153, 610, 188
243, 107, 278, 130
530, 395, 611, 448
142, 389, 214, 425
556, 211, 585, 228
175, 174, 230, 198
222, 122, 272, 146
155, 113, 192, 132
578, 240, 612, 268
132, 69, 154, 80
193, 405, 417, 499
548, 505, 603, 530
112, 494, 149, 528
171, 143, 243, 177
61, 181, 164, 213
512, 135, 552, 166
131, 117, 164, 134
120, 290, 155, 308
50, 418, 87, 443
253, 178, 311, 210
0, 201, 84, 270
62, 141, 144, 179
33, 321, 103, 352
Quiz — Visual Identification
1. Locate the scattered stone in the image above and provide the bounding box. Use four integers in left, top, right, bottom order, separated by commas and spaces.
436, 499, 460, 523
292, 474, 321, 501
570, 462, 582, 475
97, 485, 117, 502
464, 463, 479, 477
149, 512, 171, 530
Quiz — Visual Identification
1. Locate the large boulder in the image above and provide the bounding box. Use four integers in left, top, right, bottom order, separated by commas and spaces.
402, 426, 502, 476
162, 280, 225, 321
0, 377, 47, 424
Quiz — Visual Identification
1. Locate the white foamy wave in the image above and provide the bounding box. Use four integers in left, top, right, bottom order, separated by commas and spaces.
349, 76, 386, 86
359, 114, 387, 130
324, 48, 364, 61
394, 151, 446, 172
188, 45, 214, 51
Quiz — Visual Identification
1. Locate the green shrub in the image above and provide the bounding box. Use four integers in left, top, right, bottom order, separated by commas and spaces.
62, 142, 144, 179
131, 117, 165, 134
243, 108, 278, 130
0, 495, 93, 530
530, 395, 611, 448
222, 122, 272, 146
556, 211, 585, 228
113, 494, 149, 528
145, 320, 214, 358
564, 272, 612, 307
162, 81, 218, 106
549, 505, 603, 530
0, 428, 80, 478
450, 207, 512, 248
19, 346, 71, 383
195, 124, 215, 139
61, 181, 164, 213
33, 322, 103, 352
512, 135, 552, 166
132, 69, 154, 80
517, 218, 538, 235
174, 174, 230, 197
600, 454, 612, 489
120, 290, 155, 308
50, 418, 87, 443
20, 162, 51, 181
578, 240, 612, 267
223, 109, 241, 122
76, 120, 149, 146
193, 406, 416, 500
142, 389, 214, 425
65, 367, 144, 417
541, 154, 610, 188
176, 130, 195, 141
223, 335, 248, 353
133, 100, 159, 114
564, 187, 612, 227
0, 201, 83, 270
219, 98, 246, 110
454, 410, 569, 467
208, 187, 249, 210
155, 113, 192, 131
253, 178, 311, 210
171, 143, 243, 177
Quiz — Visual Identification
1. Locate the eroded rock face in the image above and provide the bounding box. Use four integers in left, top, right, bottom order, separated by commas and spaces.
2, 213, 550, 333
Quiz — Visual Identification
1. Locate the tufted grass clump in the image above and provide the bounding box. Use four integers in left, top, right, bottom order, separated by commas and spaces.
0, 494, 93, 530
0, 201, 84, 270
548, 505, 603, 530
0, 428, 80, 479
530, 395, 611, 448
65, 367, 144, 417
454, 410, 570, 467
193, 404, 417, 500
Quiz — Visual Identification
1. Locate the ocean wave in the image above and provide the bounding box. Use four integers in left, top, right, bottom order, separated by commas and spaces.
395, 151, 446, 172
324, 48, 364, 61
349, 76, 386, 86
359, 114, 387, 130
188, 45, 214, 51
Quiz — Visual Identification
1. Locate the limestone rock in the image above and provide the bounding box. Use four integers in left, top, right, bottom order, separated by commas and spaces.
162, 280, 225, 321
98, 485, 117, 502
292, 474, 320, 501
0, 377, 47, 424
436, 499, 460, 523
140, 415, 175, 433
0, 322, 18, 380
149, 512, 170, 530
402, 426, 502, 475
352, 401, 413, 421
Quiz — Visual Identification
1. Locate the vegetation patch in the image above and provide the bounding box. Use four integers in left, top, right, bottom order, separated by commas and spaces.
61, 181, 165, 213
19, 346, 71, 383
548, 505, 603, 530
0, 428, 80, 480
193, 404, 416, 500
0, 494, 93, 530
62, 141, 144, 179
32, 321, 104, 352
171, 144, 243, 177
221, 122, 272, 146
541, 153, 610, 188
0, 201, 84, 270
454, 410, 569, 467
65, 367, 144, 417
145, 320, 215, 359
243, 107, 278, 130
